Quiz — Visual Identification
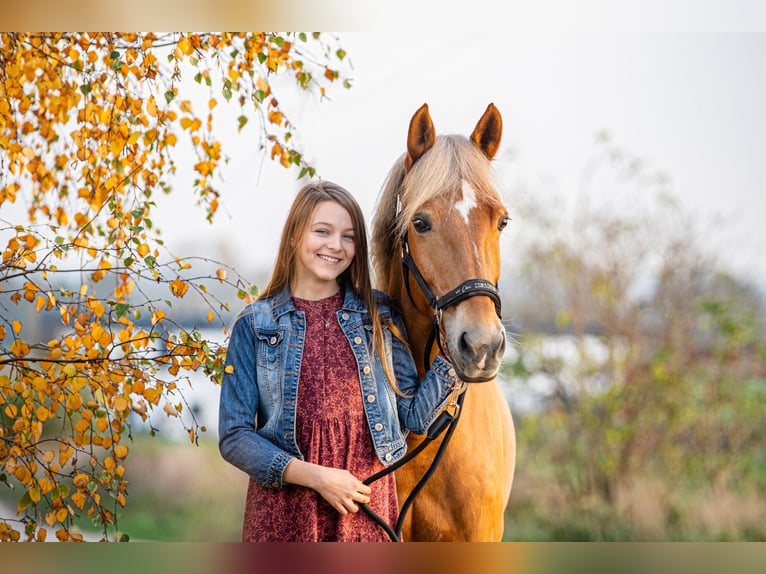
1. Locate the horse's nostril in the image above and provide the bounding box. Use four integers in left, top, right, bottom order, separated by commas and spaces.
458, 331, 470, 355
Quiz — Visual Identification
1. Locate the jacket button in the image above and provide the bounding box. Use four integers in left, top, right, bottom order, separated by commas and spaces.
354, 336, 362, 345
374, 423, 383, 431
342, 313, 349, 320
384, 453, 392, 462
271, 482, 279, 488
448, 368, 456, 377
363, 365, 371, 374
366, 394, 375, 403
269, 337, 277, 345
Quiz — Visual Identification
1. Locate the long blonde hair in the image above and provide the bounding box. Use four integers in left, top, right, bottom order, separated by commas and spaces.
260, 180, 394, 386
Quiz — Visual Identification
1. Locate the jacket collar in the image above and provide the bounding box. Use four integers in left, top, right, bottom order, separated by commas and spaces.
270, 282, 367, 319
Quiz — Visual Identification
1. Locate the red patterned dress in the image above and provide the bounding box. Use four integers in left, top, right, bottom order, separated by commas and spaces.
241, 291, 399, 542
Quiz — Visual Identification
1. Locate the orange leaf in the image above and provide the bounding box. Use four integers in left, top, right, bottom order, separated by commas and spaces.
215, 268, 227, 282
169, 278, 189, 298
12, 320, 22, 335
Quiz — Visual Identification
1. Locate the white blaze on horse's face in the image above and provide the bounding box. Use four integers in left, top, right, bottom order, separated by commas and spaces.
455, 180, 481, 261
455, 180, 477, 224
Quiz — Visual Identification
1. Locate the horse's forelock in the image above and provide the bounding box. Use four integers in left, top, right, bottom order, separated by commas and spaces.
371, 135, 501, 288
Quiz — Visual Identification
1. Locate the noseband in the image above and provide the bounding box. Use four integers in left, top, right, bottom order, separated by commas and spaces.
400, 230, 502, 374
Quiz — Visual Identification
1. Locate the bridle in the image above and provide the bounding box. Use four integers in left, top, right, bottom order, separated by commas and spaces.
400, 229, 502, 373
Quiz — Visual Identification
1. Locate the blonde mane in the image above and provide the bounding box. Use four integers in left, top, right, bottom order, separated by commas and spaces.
371, 134, 501, 288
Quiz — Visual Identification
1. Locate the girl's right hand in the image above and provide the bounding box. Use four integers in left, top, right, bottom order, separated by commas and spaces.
283, 459, 372, 514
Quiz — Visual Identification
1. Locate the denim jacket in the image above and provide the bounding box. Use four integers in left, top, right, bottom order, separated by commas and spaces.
218, 284, 458, 489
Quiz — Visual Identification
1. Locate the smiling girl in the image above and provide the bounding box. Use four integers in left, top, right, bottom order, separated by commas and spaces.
218, 180, 458, 542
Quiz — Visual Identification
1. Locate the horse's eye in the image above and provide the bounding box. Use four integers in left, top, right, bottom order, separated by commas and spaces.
412, 215, 432, 234
498, 215, 510, 231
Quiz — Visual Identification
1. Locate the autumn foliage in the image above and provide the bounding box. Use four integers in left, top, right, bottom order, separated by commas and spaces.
0, 32, 349, 541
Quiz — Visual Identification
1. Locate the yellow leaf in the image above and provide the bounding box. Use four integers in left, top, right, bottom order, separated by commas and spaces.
71, 491, 86, 510
128, 131, 141, 145
114, 444, 128, 459
169, 278, 189, 298
224, 365, 234, 374
36, 406, 49, 422
136, 243, 150, 258
12, 320, 22, 335
207, 310, 214, 324
178, 35, 193, 55
112, 396, 129, 412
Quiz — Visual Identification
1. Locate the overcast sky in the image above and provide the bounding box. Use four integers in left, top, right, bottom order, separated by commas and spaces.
153, 31, 766, 292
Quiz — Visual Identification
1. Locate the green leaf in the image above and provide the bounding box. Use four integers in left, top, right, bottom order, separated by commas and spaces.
336, 49, 346, 60
164, 90, 175, 104
254, 90, 266, 103
298, 33, 307, 42
17, 490, 32, 511
257, 52, 267, 64
237, 115, 248, 131
110, 50, 120, 60
114, 303, 130, 318
80, 84, 92, 96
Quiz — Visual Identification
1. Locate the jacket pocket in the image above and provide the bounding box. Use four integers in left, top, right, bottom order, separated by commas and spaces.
256, 329, 283, 370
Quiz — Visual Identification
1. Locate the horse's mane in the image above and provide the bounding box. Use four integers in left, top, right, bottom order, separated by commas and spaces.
371, 134, 501, 288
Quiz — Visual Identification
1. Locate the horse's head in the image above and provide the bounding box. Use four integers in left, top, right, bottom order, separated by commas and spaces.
373, 103, 509, 382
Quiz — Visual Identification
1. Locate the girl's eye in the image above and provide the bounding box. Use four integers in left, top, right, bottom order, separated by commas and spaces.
343, 234, 355, 241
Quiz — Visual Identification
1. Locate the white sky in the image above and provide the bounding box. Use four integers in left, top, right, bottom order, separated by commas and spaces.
156, 31, 766, 291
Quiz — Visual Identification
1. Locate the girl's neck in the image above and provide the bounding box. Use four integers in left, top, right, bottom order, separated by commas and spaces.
291, 281, 341, 301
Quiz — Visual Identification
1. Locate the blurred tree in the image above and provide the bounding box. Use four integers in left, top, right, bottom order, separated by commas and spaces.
504, 134, 766, 538
0, 32, 350, 541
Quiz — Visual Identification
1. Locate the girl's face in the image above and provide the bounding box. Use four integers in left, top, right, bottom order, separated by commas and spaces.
292, 200, 356, 298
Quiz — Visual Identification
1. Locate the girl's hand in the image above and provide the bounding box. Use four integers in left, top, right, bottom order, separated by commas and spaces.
312, 466, 372, 514
283, 459, 372, 514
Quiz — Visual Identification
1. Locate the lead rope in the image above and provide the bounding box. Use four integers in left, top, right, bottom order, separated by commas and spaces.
359, 382, 467, 541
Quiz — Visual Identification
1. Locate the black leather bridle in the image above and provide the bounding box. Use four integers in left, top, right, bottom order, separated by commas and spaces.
400, 229, 503, 373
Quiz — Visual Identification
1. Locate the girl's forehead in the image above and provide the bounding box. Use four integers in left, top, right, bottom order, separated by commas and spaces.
310, 201, 353, 224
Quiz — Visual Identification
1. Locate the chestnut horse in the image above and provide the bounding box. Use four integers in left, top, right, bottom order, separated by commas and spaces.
371, 103, 516, 541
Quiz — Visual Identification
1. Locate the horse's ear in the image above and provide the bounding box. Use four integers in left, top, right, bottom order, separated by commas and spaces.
470, 103, 502, 160
405, 103, 436, 172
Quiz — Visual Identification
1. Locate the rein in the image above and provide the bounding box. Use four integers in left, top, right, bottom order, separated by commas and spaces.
360, 382, 467, 542
400, 230, 502, 373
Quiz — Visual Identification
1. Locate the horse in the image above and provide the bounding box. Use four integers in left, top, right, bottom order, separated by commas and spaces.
371, 103, 516, 541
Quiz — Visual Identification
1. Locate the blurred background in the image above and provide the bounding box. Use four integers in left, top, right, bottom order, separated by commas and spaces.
2, 28, 765, 541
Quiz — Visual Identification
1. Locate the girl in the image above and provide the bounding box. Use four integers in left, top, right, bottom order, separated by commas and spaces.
218, 181, 457, 542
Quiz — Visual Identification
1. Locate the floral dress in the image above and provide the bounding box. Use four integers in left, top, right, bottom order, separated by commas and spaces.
241, 291, 399, 542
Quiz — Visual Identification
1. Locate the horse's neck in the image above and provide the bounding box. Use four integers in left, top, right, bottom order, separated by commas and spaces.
387, 265, 436, 379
